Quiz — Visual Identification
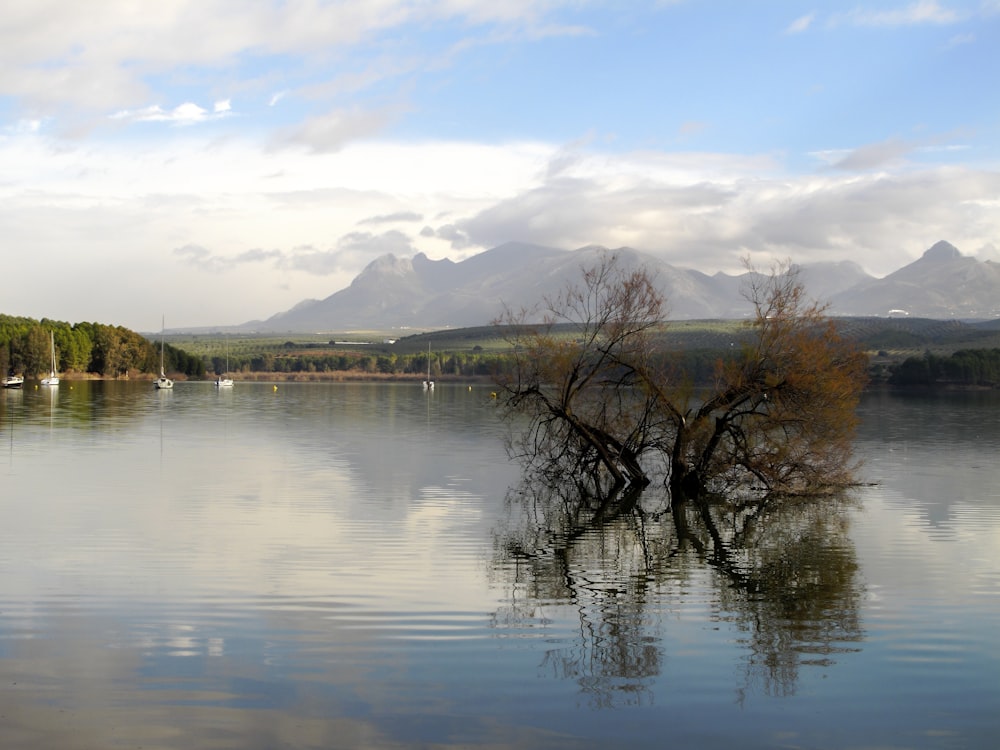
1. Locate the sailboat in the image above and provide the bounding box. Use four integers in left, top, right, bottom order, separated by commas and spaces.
41, 331, 59, 386
154, 317, 174, 390
422, 342, 434, 390
215, 335, 234, 388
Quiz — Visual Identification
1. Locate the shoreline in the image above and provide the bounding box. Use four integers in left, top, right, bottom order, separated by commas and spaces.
15, 372, 496, 385
14, 372, 998, 390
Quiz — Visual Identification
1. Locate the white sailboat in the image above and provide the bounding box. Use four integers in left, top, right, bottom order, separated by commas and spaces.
215, 335, 234, 387
41, 331, 59, 386
154, 317, 174, 390
422, 342, 434, 390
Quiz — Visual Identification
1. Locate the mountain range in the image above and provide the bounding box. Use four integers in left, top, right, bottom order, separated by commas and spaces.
241, 240, 1000, 333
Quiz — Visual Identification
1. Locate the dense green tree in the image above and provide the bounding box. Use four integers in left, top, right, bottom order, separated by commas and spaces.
19, 324, 51, 377
0, 313, 197, 379
91, 324, 128, 376
890, 348, 1000, 386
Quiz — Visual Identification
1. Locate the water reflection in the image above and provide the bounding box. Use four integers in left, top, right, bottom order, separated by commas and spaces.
858, 389, 1000, 530
701, 494, 864, 700
2, 384, 997, 748
492, 479, 864, 706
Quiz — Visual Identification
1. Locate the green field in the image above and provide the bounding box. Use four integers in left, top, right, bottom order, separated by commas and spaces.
166, 326, 516, 360
165, 316, 1000, 377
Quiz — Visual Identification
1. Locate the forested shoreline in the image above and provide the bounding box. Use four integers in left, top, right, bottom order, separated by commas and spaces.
4, 313, 1000, 388
0, 315, 204, 380
887, 348, 1000, 388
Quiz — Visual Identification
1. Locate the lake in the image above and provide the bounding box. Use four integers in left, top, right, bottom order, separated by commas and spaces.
1, 382, 998, 749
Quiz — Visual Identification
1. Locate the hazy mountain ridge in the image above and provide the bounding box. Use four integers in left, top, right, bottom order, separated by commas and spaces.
828, 241, 1000, 319
241, 240, 1000, 333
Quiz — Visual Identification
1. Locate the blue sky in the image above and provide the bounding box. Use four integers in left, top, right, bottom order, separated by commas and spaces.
2, 0, 999, 329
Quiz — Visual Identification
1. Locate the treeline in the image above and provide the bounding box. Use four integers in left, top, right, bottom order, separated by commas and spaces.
889, 348, 1000, 387
207, 348, 510, 378
0, 315, 204, 378
204, 344, 742, 383
4, 312, 721, 382
9, 308, 997, 389
215, 343, 1000, 391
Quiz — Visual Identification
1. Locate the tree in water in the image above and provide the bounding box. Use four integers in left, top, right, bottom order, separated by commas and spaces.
494, 254, 666, 494
652, 261, 868, 500
493, 253, 867, 503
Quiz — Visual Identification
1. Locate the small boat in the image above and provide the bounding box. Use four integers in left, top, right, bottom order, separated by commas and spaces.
422, 342, 434, 390
2, 374, 24, 389
154, 317, 173, 390
41, 331, 59, 386
215, 335, 234, 387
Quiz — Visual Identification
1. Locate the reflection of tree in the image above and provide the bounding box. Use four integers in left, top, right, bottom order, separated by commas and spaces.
490, 478, 864, 707
491, 481, 671, 708
683, 493, 865, 701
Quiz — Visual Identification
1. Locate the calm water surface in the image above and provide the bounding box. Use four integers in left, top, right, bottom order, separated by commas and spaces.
1, 382, 998, 749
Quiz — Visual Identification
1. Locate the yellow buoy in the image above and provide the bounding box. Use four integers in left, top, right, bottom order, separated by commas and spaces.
273, 385, 278, 391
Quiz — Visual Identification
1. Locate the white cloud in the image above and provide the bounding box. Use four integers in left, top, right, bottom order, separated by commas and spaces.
302, 230, 417, 272
0, 0, 585, 123
677, 121, 710, 139
110, 101, 233, 126
4, 118, 44, 134
360, 211, 424, 225
976, 242, 1000, 261
835, 1, 964, 27
454, 154, 1000, 277
3, 134, 999, 328
270, 106, 399, 153
0, 1, 993, 332
785, 13, 815, 34
943, 32, 975, 48
812, 136, 975, 173
828, 138, 916, 171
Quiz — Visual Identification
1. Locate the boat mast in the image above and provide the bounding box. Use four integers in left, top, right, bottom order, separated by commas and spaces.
424, 342, 434, 389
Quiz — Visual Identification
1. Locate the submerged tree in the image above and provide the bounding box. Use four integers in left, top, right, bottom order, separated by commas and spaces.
493, 253, 867, 502
653, 262, 869, 499
494, 254, 666, 493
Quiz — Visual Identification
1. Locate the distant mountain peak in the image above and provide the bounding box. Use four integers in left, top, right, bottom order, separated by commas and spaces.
356, 253, 412, 278
242, 239, 1000, 332
412, 252, 454, 268
922, 240, 962, 261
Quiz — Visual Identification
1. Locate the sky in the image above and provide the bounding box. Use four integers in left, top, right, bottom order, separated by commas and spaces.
2, 0, 1000, 331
